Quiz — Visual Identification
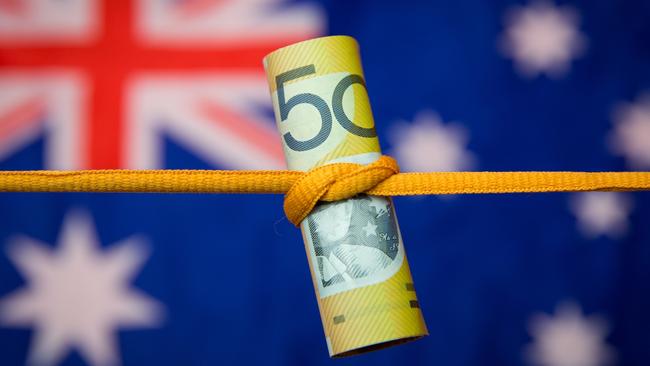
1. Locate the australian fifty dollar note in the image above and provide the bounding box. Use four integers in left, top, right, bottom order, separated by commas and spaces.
264, 35, 428, 357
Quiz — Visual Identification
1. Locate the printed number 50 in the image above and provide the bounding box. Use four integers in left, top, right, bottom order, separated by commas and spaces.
275, 64, 377, 152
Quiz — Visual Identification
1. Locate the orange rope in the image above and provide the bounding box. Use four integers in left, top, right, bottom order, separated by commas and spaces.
0, 156, 649, 225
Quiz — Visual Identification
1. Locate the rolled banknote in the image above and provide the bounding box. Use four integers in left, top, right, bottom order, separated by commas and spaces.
263, 35, 428, 357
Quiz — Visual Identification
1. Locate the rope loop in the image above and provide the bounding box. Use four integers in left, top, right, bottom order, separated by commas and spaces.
1, 160, 649, 224
283, 155, 399, 226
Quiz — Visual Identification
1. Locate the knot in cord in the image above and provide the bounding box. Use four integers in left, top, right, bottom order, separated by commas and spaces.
283, 155, 399, 226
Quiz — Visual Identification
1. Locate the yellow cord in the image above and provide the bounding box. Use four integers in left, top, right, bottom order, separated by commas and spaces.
1, 156, 649, 225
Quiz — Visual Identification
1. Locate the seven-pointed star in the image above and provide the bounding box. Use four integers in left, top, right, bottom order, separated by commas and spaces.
362, 221, 378, 237
0, 210, 164, 366
500, 1, 586, 77
389, 111, 475, 172
525, 301, 614, 366
609, 93, 650, 169
570, 192, 633, 239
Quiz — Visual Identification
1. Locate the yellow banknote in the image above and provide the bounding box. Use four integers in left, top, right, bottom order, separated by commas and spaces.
264, 35, 428, 357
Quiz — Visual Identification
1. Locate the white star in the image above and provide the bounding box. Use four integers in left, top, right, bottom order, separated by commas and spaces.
609, 93, 650, 169
389, 111, 476, 172
0, 210, 164, 366
525, 301, 615, 366
361, 221, 377, 237
570, 192, 633, 239
500, 1, 587, 78
368, 196, 389, 216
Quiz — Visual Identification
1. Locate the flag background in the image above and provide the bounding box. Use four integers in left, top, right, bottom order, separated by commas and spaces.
1, 1, 650, 365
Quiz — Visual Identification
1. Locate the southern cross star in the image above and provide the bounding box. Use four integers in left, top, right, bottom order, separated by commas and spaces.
389, 111, 475, 173
609, 93, 650, 169
500, 1, 587, 78
570, 192, 633, 239
525, 301, 615, 366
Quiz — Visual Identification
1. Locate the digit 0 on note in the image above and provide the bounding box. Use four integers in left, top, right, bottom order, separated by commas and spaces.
264, 36, 428, 357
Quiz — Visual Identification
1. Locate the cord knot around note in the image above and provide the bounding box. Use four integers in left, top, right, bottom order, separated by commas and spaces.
283, 155, 400, 226
1, 160, 649, 222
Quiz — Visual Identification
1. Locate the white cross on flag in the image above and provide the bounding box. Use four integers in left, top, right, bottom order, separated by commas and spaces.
0, 0, 325, 170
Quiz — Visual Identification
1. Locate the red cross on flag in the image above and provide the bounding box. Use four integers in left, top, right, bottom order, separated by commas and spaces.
0, 0, 325, 170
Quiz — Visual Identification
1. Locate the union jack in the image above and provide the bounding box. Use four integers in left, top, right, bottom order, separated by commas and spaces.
0, 0, 325, 170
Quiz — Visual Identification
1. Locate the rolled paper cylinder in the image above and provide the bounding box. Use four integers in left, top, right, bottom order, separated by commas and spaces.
264, 35, 428, 357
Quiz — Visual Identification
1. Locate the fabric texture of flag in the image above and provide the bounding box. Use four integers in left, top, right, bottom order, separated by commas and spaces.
0, 0, 649, 365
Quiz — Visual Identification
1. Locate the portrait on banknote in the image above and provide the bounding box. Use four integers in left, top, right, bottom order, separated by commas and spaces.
306, 195, 403, 296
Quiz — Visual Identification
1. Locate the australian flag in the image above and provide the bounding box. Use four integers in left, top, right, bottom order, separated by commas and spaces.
0, 0, 649, 365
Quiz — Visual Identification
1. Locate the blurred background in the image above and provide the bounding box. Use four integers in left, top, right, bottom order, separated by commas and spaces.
0, 0, 649, 365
